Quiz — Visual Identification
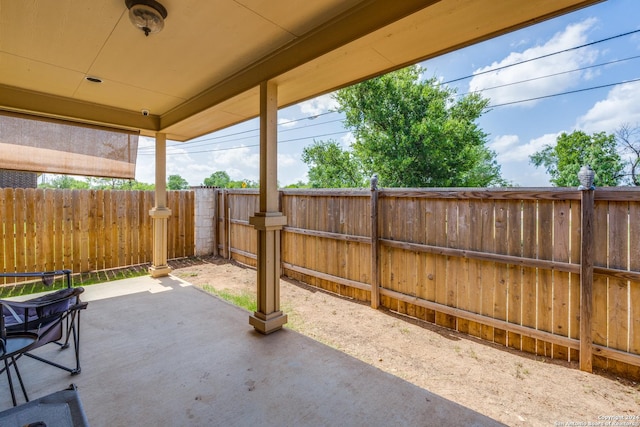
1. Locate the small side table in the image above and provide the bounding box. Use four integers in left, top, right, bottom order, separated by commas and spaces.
0, 332, 38, 407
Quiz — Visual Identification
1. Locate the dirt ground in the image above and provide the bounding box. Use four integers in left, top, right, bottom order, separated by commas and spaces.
170, 256, 640, 427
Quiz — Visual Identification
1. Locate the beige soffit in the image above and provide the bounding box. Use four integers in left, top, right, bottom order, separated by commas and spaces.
0, 0, 603, 142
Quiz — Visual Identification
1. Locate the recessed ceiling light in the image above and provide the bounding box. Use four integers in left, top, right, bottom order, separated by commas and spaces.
85, 76, 103, 83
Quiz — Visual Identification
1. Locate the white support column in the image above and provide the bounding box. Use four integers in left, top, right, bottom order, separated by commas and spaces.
149, 132, 172, 277
249, 80, 287, 334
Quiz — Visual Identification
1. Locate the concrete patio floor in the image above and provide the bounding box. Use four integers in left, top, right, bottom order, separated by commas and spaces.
0, 275, 504, 426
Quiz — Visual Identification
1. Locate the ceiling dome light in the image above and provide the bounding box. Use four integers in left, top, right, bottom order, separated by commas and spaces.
125, 0, 168, 37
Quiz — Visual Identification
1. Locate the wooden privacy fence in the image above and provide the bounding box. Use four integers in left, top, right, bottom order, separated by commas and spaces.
214, 187, 640, 380
0, 188, 194, 279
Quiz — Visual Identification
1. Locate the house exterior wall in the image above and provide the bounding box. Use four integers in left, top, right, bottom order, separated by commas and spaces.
0, 170, 37, 188
193, 186, 218, 256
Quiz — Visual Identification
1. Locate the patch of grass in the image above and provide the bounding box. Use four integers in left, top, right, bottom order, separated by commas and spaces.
282, 301, 302, 331
515, 362, 530, 380
0, 266, 150, 298
201, 284, 257, 313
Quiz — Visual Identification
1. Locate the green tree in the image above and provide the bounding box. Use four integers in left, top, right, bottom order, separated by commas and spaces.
228, 179, 259, 188
38, 175, 89, 189
87, 178, 154, 190
616, 124, 640, 186
167, 174, 189, 190
126, 180, 155, 190
203, 171, 231, 187
321, 65, 503, 188
284, 181, 310, 189
530, 130, 624, 187
302, 140, 365, 188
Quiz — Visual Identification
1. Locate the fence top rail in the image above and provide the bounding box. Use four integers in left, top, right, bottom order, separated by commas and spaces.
219, 189, 259, 195
196, 186, 640, 201
376, 187, 640, 201
281, 188, 370, 197
377, 187, 581, 200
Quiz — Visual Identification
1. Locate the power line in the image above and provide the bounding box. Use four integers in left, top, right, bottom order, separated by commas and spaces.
488, 77, 640, 108
458, 54, 640, 97
443, 28, 640, 85
138, 130, 348, 156
139, 30, 640, 155
137, 110, 339, 153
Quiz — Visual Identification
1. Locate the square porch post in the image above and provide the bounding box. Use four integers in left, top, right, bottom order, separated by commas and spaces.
249, 80, 287, 334
149, 132, 172, 277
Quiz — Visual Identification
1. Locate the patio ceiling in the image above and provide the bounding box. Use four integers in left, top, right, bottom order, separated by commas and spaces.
0, 0, 602, 142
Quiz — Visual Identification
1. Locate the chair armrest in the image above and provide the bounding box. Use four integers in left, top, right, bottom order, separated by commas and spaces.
0, 287, 84, 310
0, 270, 73, 288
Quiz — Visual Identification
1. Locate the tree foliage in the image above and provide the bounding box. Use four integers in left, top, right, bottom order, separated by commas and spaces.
283, 181, 311, 189
305, 65, 503, 188
38, 175, 154, 190
530, 130, 624, 187
167, 174, 190, 190
616, 124, 640, 186
302, 140, 365, 188
204, 171, 230, 187
203, 171, 258, 188
88, 178, 154, 190
39, 175, 89, 189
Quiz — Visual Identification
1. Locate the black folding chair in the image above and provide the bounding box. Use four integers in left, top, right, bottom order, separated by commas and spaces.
0, 270, 88, 375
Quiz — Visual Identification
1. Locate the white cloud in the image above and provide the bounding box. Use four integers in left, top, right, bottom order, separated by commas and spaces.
491, 133, 560, 163
469, 18, 598, 107
489, 134, 519, 152
340, 131, 355, 149
278, 154, 308, 186
279, 93, 339, 129
277, 152, 298, 167
299, 94, 338, 117
136, 140, 263, 186
493, 133, 558, 187
207, 146, 259, 182
278, 118, 297, 128
575, 81, 640, 133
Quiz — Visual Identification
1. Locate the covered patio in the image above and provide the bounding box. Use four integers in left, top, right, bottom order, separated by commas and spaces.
1, 0, 603, 334
0, 0, 609, 424
0, 274, 503, 425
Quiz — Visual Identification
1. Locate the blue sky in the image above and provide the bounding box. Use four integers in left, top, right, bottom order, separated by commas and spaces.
136, 0, 640, 187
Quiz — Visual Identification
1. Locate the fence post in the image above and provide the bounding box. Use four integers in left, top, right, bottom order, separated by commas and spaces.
370, 174, 380, 309
279, 190, 284, 277
220, 189, 227, 258
578, 165, 595, 373
212, 188, 219, 257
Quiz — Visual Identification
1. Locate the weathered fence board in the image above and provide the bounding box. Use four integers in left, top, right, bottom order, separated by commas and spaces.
552, 199, 570, 360
0, 189, 193, 277
258, 188, 640, 380
8, 186, 635, 379
592, 200, 609, 370
506, 197, 522, 351
493, 200, 509, 347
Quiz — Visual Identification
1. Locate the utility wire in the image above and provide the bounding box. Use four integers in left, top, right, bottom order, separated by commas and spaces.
458, 54, 640, 97
140, 75, 640, 155
138, 110, 338, 152
488, 77, 640, 108
139, 130, 348, 156
140, 29, 640, 155
139, 75, 640, 155
443, 28, 640, 85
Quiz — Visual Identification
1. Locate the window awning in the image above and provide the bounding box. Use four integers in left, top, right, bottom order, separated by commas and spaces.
0, 111, 139, 179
